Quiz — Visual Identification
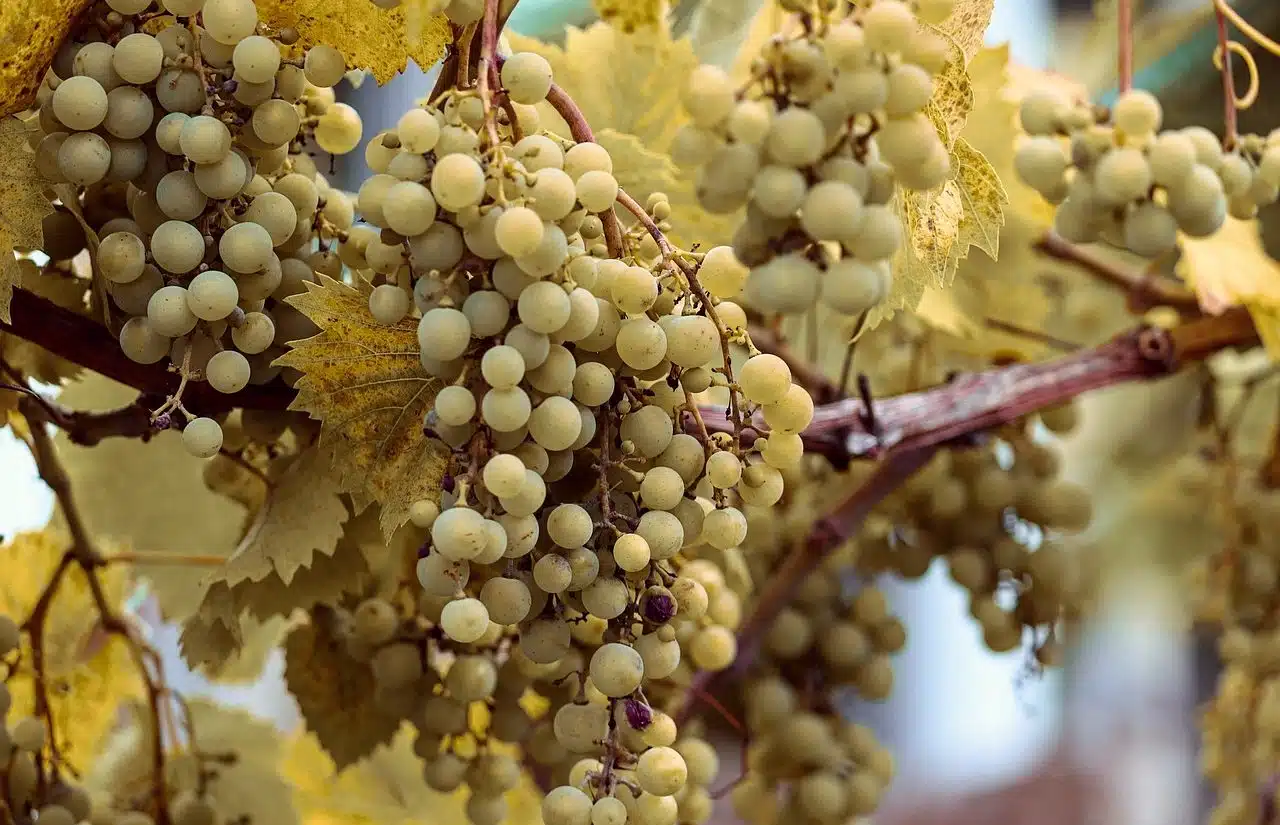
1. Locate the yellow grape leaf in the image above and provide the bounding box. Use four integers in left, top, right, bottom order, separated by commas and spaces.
89, 698, 298, 825
275, 276, 447, 539
936, 0, 996, 63
881, 137, 1007, 321
1180, 217, 1280, 358
916, 286, 978, 339
593, 0, 666, 31
284, 613, 401, 770
53, 375, 247, 621
255, 0, 449, 85
0, 529, 143, 774
925, 28, 973, 148
285, 725, 544, 825
0, 0, 95, 116
0, 115, 56, 322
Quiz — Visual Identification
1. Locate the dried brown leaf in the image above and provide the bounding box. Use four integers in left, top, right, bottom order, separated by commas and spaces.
0, 0, 94, 116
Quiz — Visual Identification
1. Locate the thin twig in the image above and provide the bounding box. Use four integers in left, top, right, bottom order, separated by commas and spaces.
1034, 231, 1201, 313
1117, 0, 1134, 93
1214, 1, 1239, 148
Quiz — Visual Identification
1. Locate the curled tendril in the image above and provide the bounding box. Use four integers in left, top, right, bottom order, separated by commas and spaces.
1213, 39, 1260, 109
1211, 0, 1280, 111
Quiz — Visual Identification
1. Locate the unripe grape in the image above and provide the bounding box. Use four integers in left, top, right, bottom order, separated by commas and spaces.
232, 35, 280, 83
187, 269, 239, 320
52, 75, 108, 131
501, 52, 554, 105
100, 231, 146, 283
1112, 89, 1162, 137
398, 107, 440, 153
495, 206, 545, 258
682, 64, 736, 130
180, 114, 232, 164
147, 285, 199, 337
576, 170, 619, 213
589, 642, 644, 697
766, 106, 826, 168
207, 349, 251, 393
303, 44, 346, 87
431, 153, 486, 211
821, 258, 890, 315
231, 311, 275, 354
1019, 89, 1067, 136
1093, 147, 1152, 205
57, 132, 111, 185
863, 0, 914, 52
315, 103, 363, 155
801, 180, 863, 241
1014, 136, 1069, 195
119, 317, 170, 364
440, 597, 489, 643
183, 417, 224, 458
1123, 202, 1178, 257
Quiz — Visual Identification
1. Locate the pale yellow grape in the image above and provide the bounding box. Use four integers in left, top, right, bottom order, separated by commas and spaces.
555, 287, 601, 343
752, 165, 808, 218
180, 114, 232, 164
231, 35, 279, 83
206, 349, 250, 393
398, 108, 440, 153
57, 132, 111, 185
739, 353, 791, 405
1014, 136, 1069, 195
573, 361, 615, 407
479, 346, 525, 390
762, 383, 814, 432
194, 151, 247, 199
103, 85, 155, 140
637, 510, 683, 560
431, 507, 486, 561
1167, 163, 1227, 237
479, 576, 531, 624
501, 52, 553, 105
689, 625, 736, 671
703, 506, 748, 549
219, 222, 273, 273
526, 167, 577, 221
884, 63, 932, 118
155, 171, 206, 221
636, 747, 688, 797
100, 231, 146, 283
202, 0, 257, 43
249, 98, 299, 146
383, 181, 438, 236
186, 270, 239, 320
1123, 202, 1178, 257
1113, 89, 1162, 137
616, 318, 668, 371
1094, 147, 1152, 205
482, 386, 532, 432
801, 180, 863, 241
663, 315, 718, 368
638, 466, 684, 511
592, 798, 627, 825
151, 220, 205, 274
589, 642, 644, 697
418, 306, 471, 360
862, 0, 914, 52
514, 224, 569, 278
728, 99, 773, 145
499, 469, 546, 517
183, 417, 224, 458
698, 246, 748, 298
611, 265, 659, 314
119, 317, 169, 364
231, 311, 275, 354
439, 598, 489, 643
495, 206, 545, 258
241, 195, 296, 249
523, 394, 579, 450
576, 170, 619, 213
874, 113, 937, 171
53, 75, 108, 131
533, 554, 572, 594
435, 385, 477, 427
849, 204, 901, 260
703, 450, 741, 489
303, 43, 345, 87
682, 64, 735, 130
513, 281, 568, 335
821, 259, 889, 314
766, 106, 825, 167
504, 322, 551, 368
431, 153, 485, 211
114, 33, 164, 84
543, 786, 592, 825
513, 134, 565, 172
482, 454, 526, 498
612, 532, 651, 572
315, 103, 363, 154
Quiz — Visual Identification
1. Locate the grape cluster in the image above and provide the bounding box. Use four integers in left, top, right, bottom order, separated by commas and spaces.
672, 0, 959, 320
33, 0, 364, 457
1015, 86, 1280, 257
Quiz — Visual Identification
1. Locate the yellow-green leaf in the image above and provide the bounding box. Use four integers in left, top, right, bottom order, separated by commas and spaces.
924, 28, 973, 148
1180, 216, 1280, 360
937, 0, 996, 63
0, 0, 95, 116
593, 0, 666, 31
0, 115, 55, 322
275, 276, 447, 538
255, 0, 450, 85
0, 529, 142, 774
285, 613, 401, 770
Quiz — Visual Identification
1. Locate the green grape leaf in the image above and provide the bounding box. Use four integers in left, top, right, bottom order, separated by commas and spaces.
285, 613, 401, 770
274, 276, 447, 539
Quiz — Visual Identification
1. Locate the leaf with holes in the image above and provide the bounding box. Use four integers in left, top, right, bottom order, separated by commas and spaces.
0, 115, 54, 322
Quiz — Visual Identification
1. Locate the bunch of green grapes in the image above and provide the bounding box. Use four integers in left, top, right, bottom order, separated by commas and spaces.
32, 0, 364, 457
1016, 86, 1280, 257
672, 0, 961, 320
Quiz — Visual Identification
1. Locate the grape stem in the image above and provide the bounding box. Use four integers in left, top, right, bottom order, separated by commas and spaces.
476, 0, 503, 152
16, 396, 178, 825
1214, 0, 1240, 148
674, 446, 940, 726
1117, 0, 1134, 93
1034, 231, 1201, 313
